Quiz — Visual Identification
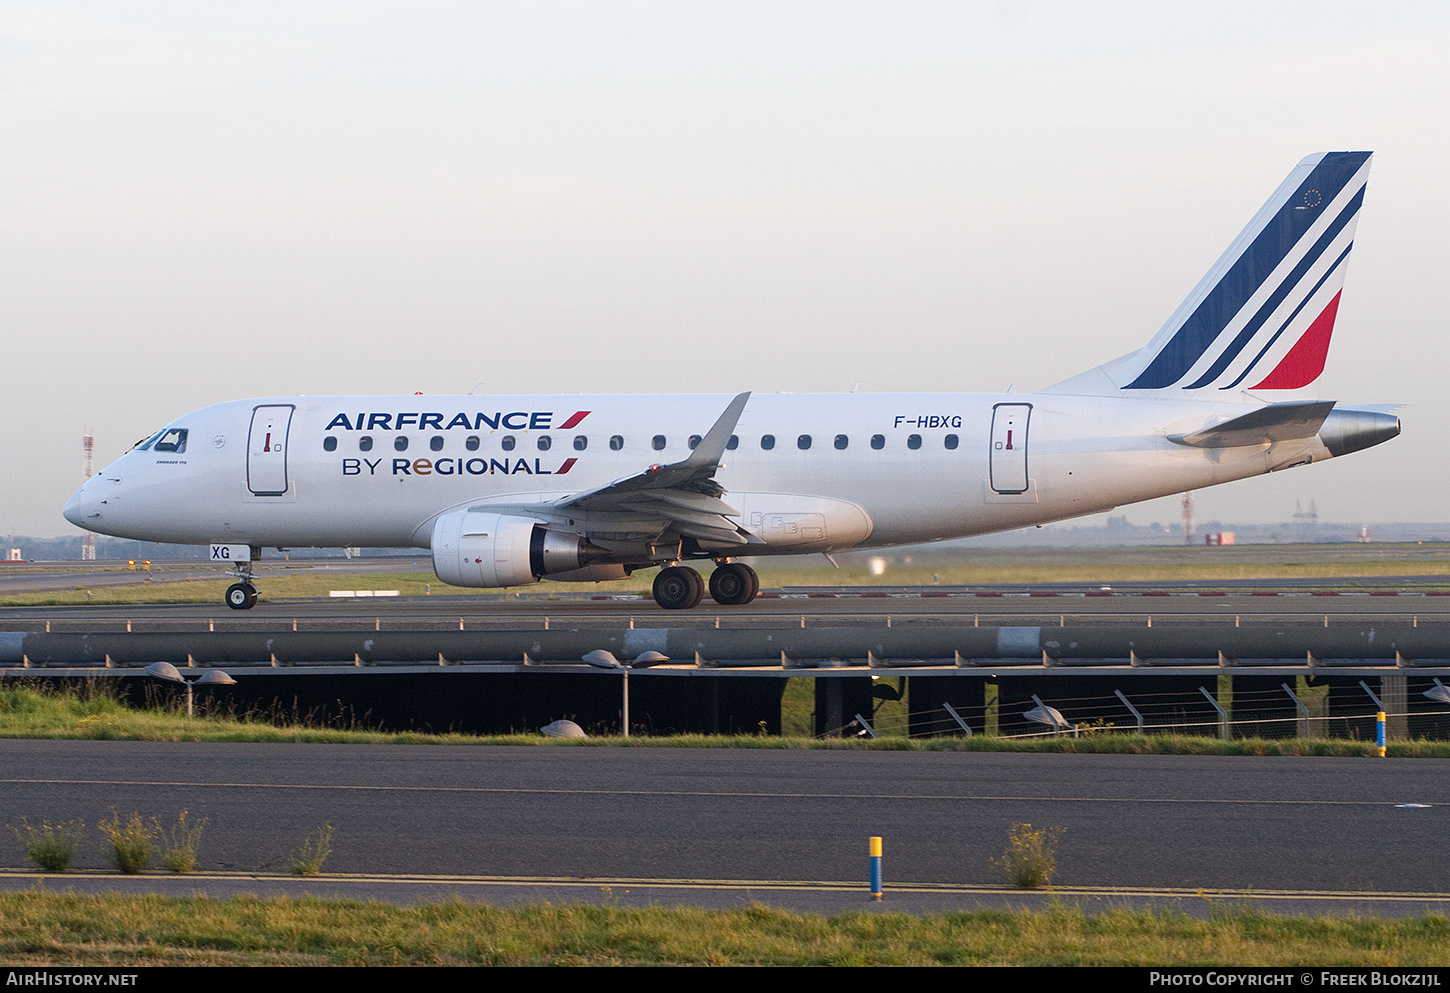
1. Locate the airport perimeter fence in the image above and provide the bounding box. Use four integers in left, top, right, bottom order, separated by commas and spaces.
831, 684, 1450, 742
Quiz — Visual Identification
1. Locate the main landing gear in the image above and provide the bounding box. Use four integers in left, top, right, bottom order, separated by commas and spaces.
652, 562, 759, 610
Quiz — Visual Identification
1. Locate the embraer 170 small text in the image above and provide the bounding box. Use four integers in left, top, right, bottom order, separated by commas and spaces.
66, 152, 1400, 611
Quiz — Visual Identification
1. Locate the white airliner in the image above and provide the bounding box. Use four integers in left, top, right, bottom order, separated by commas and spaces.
65, 152, 1400, 611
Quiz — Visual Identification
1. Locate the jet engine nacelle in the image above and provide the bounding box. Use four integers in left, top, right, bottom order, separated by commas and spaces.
430, 509, 609, 588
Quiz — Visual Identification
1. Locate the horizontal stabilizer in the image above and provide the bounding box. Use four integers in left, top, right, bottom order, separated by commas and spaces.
1168, 400, 1337, 449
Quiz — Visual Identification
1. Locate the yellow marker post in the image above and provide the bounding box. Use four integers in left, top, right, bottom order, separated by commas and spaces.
1376, 711, 1387, 758
869, 836, 883, 901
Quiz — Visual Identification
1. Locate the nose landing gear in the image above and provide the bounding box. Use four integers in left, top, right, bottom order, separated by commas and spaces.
221, 545, 261, 610
225, 581, 258, 610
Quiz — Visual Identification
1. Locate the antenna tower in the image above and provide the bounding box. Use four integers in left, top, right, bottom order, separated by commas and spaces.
81, 434, 95, 560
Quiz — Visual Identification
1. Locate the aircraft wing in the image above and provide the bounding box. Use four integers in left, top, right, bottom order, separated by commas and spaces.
1167, 400, 1337, 448
547, 392, 753, 546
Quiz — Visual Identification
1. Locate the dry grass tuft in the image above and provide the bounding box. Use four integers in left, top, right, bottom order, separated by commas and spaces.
160, 810, 207, 874
290, 823, 334, 876
10, 818, 85, 872
98, 809, 157, 874
994, 822, 1065, 889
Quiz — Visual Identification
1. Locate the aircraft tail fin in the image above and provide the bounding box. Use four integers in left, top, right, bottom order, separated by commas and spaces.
1045, 151, 1373, 396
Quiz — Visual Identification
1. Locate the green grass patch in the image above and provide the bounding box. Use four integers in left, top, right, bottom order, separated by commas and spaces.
0, 892, 1445, 966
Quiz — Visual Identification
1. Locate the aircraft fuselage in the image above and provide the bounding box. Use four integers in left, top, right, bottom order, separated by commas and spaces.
65, 390, 1374, 553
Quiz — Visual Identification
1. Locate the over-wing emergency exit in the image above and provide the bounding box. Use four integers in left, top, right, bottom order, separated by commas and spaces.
64, 152, 1400, 610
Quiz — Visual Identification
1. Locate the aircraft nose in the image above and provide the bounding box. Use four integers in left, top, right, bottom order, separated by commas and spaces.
63, 480, 101, 528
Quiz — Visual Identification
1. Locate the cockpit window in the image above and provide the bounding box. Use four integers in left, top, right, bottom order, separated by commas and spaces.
131, 429, 166, 452
152, 428, 188, 453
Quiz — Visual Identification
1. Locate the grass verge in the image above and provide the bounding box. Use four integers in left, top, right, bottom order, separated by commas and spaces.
0, 892, 1446, 966
2, 681, 1449, 754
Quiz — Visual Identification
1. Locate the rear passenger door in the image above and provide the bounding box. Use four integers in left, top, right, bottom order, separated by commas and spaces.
989, 403, 1031, 494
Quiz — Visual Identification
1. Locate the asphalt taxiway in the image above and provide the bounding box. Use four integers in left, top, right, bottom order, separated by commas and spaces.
0, 741, 1445, 916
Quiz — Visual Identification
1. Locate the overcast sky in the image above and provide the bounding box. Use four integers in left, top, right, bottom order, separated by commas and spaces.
2, 2, 1446, 539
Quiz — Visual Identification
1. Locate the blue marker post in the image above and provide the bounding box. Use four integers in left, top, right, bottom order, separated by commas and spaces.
869, 836, 883, 901
1377, 711, 1387, 758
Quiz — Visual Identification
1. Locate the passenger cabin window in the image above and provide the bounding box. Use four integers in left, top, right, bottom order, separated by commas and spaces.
359, 436, 373, 452
430, 436, 444, 452
652, 435, 666, 451
870, 434, 885, 450
609, 435, 624, 451
797, 434, 812, 450
726, 435, 739, 450
834, 434, 848, 450
537, 435, 552, 451
152, 429, 188, 453
573, 435, 588, 451
907, 434, 922, 450
465, 436, 480, 451
944, 434, 959, 450
323, 437, 338, 452
760, 434, 775, 450
394, 436, 409, 452
501, 436, 516, 451
688, 435, 701, 449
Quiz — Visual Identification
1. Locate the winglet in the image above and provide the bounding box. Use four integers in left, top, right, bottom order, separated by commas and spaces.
681, 392, 751, 469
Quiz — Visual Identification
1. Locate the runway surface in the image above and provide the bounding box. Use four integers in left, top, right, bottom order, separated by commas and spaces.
8, 584, 1450, 629
1, 741, 1446, 915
